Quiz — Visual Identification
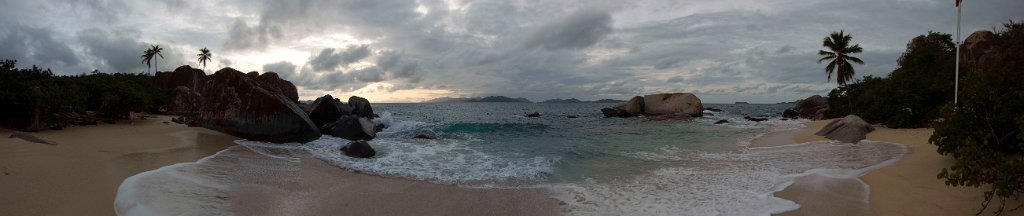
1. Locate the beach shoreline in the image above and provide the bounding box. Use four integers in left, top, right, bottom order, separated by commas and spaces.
0, 115, 235, 216
760, 120, 1020, 216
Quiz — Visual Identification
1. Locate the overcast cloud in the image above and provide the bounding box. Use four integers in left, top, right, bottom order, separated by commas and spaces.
0, 0, 1020, 102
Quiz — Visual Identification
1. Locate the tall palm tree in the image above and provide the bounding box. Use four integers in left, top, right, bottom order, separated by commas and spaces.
150, 45, 164, 72
141, 48, 154, 73
197, 48, 212, 70
817, 30, 864, 86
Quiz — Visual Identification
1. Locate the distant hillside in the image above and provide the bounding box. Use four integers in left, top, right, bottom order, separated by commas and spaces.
423, 96, 532, 103
541, 98, 583, 103
591, 99, 626, 103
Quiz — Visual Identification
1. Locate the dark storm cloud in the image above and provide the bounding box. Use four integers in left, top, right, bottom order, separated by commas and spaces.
222, 19, 282, 51
77, 28, 149, 73
262, 61, 298, 78
308, 45, 372, 72
0, 24, 80, 69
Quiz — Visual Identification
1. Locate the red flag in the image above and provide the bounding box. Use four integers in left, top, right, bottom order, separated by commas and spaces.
956, 0, 962, 7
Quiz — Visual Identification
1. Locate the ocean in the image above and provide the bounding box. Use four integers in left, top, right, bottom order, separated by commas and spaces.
114, 103, 909, 215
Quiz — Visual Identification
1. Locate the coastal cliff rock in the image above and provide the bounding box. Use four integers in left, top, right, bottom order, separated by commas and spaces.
782, 109, 799, 119
601, 96, 645, 118
308, 95, 349, 129
341, 140, 376, 158
794, 95, 828, 120
197, 68, 321, 143
323, 115, 376, 141
642, 93, 704, 117
255, 72, 299, 103
815, 115, 874, 143
155, 65, 208, 92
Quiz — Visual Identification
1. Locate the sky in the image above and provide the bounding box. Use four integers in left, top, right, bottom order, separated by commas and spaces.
1, 0, 1021, 103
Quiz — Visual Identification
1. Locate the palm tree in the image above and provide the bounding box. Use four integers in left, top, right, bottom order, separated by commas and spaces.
141, 48, 154, 73
150, 45, 164, 72
817, 30, 864, 86
197, 48, 212, 70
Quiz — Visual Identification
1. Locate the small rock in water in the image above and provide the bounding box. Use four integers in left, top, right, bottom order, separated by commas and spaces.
526, 112, 541, 117
340, 140, 376, 158
714, 120, 729, 124
413, 134, 437, 139
374, 124, 386, 133
744, 116, 769, 122
566, 115, 579, 118
705, 107, 723, 112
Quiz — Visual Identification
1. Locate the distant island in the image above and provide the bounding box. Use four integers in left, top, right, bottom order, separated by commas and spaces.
423, 96, 532, 103
735, 102, 750, 104
419, 96, 626, 103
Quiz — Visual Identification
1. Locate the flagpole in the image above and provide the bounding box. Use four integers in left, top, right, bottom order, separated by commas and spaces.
954, 1, 961, 106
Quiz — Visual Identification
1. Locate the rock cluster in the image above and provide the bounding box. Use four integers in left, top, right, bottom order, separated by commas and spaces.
790, 95, 828, 120
601, 93, 703, 120
157, 66, 383, 157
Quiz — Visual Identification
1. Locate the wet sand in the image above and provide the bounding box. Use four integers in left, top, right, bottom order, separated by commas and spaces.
218, 146, 560, 216
0, 115, 235, 215
758, 120, 1023, 216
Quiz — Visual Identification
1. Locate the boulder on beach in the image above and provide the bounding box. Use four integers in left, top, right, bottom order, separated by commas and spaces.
794, 95, 828, 120
255, 72, 300, 103
308, 95, 349, 129
167, 86, 202, 115
323, 115, 376, 141
341, 140, 376, 158
197, 68, 321, 143
782, 109, 799, 119
155, 65, 208, 92
815, 115, 875, 143
348, 96, 374, 119
643, 93, 704, 117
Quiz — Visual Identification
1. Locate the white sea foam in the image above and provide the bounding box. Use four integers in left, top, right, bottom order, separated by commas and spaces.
114, 150, 234, 216
554, 140, 909, 216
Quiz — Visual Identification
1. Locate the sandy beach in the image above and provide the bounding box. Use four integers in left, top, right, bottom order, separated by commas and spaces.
762, 120, 1023, 216
0, 115, 236, 215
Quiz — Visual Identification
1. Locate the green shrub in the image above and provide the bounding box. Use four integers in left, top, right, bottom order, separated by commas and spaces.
931, 21, 1024, 215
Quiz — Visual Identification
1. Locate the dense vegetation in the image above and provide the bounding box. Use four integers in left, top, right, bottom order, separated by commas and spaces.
0, 59, 169, 129
824, 31, 956, 128
931, 22, 1024, 215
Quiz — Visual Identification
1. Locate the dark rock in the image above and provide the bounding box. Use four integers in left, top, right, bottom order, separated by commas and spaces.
526, 112, 541, 117
793, 95, 828, 120
815, 115, 875, 143
782, 109, 799, 119
413, 134, 437, 139
374, 124, 386, 133
167, 86, 202, 115
323, 115, 376, 141
705, 107, 723, 112
960, 31, 996, 68
256, 72, 299, 103
197, 68, 321, 143
155, 65, 208, 91
601, 107, 634, 118
744, 116, 769, 122
714, 120, 729, 124
340, 140, 376, 158
348, 96, 374, 119
646, 114, 694, 121
308, 95, 346, 129
566, 115, 579, 118
15, 86, 46, 132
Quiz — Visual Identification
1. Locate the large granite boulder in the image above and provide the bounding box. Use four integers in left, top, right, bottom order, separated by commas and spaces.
341, 140, 376, 158
167, 86, 202, 115
617, 96, 645, 116
794, 95, 828, 120
256, 72, 299, 103
323, 115, 376, 141
960, 30, 996, 68
642, 93, 704, 117
348, 96, 374, 119
155, 65, 208, 91
308, 95, 350, 128
815, 115, 875, 143
601, 108, 633, 118
197, 68, 321, 143
782, 109, 799, 119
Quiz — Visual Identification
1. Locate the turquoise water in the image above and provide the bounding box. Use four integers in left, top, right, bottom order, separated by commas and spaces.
116, 103, 910, 215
